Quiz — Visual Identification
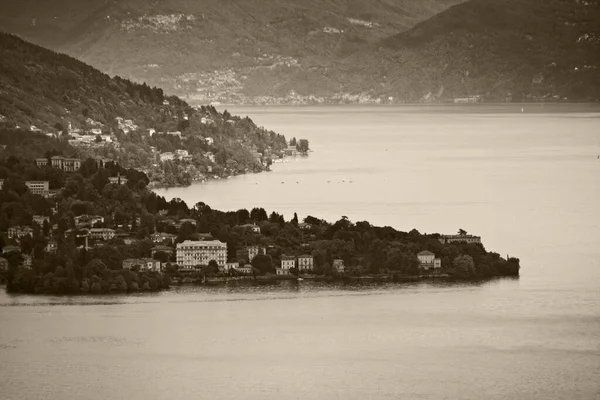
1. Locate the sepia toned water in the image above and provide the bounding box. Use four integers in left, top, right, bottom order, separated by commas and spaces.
1, 104, 600, 400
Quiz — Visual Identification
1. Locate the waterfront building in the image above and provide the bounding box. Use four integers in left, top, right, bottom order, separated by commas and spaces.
225, 261, 239, 272
276, 268, 290, 275
417, 250, 442, 270
122, 258, 161, 272
280, 255, 295, 270
438, 233, 482, 245
25, 181, 49, 196
176, 240, 227, 269
236, 265, 252, 274
297, 254, 314, 271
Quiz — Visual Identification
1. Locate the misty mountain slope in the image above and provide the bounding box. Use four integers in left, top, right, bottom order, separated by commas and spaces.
0, 32, 188, 131
0, 0, 465, 102
362, 0, 600, 101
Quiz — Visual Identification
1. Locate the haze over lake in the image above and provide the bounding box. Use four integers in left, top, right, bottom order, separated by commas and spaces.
2, 104, 599, 400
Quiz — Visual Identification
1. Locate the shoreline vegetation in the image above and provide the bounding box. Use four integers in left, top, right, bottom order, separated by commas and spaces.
0, 153, 520, 296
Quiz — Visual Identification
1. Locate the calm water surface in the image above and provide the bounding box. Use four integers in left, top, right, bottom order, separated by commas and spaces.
1, 104, 599, 399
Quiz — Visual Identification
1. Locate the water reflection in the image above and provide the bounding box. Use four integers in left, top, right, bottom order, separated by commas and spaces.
0, 277, 520, 307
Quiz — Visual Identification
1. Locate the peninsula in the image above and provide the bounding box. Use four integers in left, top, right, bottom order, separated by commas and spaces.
0, 155, 519, 295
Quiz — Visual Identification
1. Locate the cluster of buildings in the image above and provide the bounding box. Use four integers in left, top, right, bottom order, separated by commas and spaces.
171, 239, 342, 276
116, 117, 138, 133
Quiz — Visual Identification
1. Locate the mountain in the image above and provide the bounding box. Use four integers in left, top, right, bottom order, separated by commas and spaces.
0, 0, 466, 103
0, 33, 290, 187
365, 0, 600, 102
1, 0, 598, 104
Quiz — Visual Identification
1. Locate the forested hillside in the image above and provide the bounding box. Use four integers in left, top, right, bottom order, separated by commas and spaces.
0, 33, 290, 187
0, 0, 465, 103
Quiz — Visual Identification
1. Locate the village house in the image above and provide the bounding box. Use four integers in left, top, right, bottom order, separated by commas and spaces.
45, 239, 58, 253
297, 254, 314, 271
176, 240, 227, 269
225, 261, 239, 272
75, 215, 104, 228
50, 156, 81, 172
25, 181, 49, 196
239, 223, 261, 234
247, 245, 266, 262
438, 233, 481, 245
204, 152, 216, 163
88, 228, 115, 241
284, 146, 297, 156
236, 264, 252, 274
122, 236, 139, 245
298, 222, 312, 230
151, 232, 176, 244
166, 131, 182, 138
278, 255, 296, 275
22, 254, 32, 269
160, 152, 175, 162
417, 250, 442, 270
32, 215, 50, 226
35, 158, 48, 167
175, 149, 190, 160
108, 176, 128, 185
332, 259, 345, 273
179, 218, 197, 226
8, 226, 34, 239
122, 258, 161, 272
0, 179, 4, 190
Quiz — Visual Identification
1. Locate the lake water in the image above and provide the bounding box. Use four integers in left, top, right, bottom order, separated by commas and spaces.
2, 104, 600, 399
